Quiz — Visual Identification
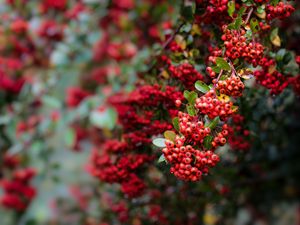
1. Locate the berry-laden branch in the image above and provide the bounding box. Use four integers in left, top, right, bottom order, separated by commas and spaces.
153, 0, 296, 181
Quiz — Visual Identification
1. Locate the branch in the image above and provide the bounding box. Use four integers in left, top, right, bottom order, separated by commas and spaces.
245, 7, 254, 25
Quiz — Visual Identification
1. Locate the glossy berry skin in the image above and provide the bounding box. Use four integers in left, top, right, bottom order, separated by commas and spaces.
163, 136, 220, 181
195, 90, 234, 120
214, 75, 245, 97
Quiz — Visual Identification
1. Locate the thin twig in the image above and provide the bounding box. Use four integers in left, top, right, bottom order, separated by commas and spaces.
245, 7, 254, 25
162, 22, 185, 50
213, 69, 224, 89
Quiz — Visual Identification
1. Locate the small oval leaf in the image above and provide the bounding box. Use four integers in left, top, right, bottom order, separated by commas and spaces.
164, 130, 176, 142
195, 80, 210, 93
172, 117, 180, 132
153, 138, 166, 148
158, 154, 166, 163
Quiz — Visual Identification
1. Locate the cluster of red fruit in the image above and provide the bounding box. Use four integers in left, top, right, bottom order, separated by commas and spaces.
266, 2, 295, 20
195, 0, 231, 25
178, 112, 211, 144
213, 75, 245, 97
221, 27, 264, 67
0, 168, 36, 211
89, 85, 183, 197
228, 114, 251, 151
169, 40, 184, 52
90, 147, 152, 197
162, 136, 220, 181
167, 62, 204, 89
254, 70, 289, 95
195, 90, 234, 120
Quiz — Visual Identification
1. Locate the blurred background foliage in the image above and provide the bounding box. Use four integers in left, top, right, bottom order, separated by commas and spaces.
0, 0, 299, 225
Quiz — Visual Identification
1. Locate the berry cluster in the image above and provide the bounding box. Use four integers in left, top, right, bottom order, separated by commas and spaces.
195, 0, 231, 25
221, 27, 264, 66
89, 143, 153, 197
168, 63, 204, 89
66, 87, 91, 108
254, 70, 289, 95
178, 112, 210, 144
228, 114, 251, 151
110, 201, 129, 223
162, 136, 220, 181
211, 124, 230, 149
195, 90, 234, 120
38, 20, 64, 41
266, 2, 295, 20
169, 40, 184, 52
121, 174, 146, 198
0, 168, 36, 211
206, 0, 228, 14
213, 75, 245, 97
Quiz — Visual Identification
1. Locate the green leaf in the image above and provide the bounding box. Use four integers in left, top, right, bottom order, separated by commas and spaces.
180, 23, 192, 33
275, 49, 286, 61
270, 28, 279, 41
257, 5, 265, 14
203, 136, 213, 149
206, 117, 220, 130
211, 66, 221, 73
250, 18, 259, 32
195, 80, 210, 93
234, 16, 243, 30
42, 96, 61, 109
216, 57, 231, 71
186, 104, 197, 116
227, 1, 235, 17
89, 107, 117, 130
158, 154, 166, 163
65, 128, 75, 147
184, 90, 190, 99
237, 6, 246, 17
227, 23, 235, 30
153, 138, 166, 148
172, 117, 180, 132
245, 29, 253, 39
233, 58, 239, 65
181, 3, 195, 22
187, 91, 198, 104
164, 130, 176, 142
283, 52, 292, 64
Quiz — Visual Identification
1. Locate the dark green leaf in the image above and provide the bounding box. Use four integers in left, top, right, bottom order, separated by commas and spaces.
250, 18, 259, 32
172, 117, 180, 132
206, 117, 220, 130
283, 52, 292, 64
234, 16, 243, 30
181, 4, 195, 22
212, 66, 221, 73
237, 6, 246, 17
203, 136, 213, 149
186, 104, 197, 116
